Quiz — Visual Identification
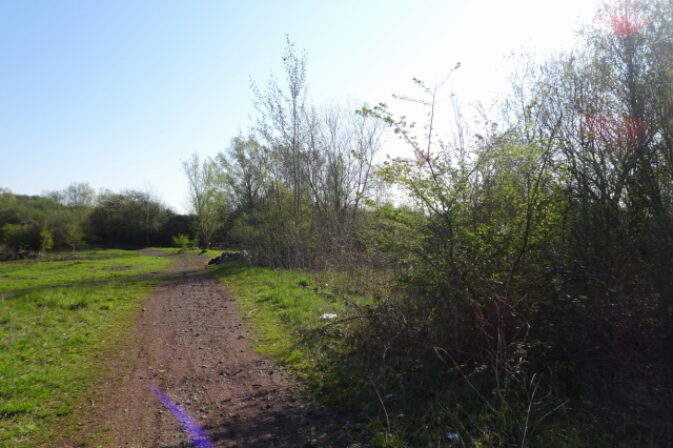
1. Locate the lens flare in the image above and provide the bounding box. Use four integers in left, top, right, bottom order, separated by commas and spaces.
583, 113, 647, 151
596, 0, 648, 37
151, 385, 214, 448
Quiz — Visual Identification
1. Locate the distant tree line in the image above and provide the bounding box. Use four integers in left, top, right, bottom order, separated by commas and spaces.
0, 185, 191, 258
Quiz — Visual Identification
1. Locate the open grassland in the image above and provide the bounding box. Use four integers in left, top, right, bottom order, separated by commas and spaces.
0, 250, 174, 448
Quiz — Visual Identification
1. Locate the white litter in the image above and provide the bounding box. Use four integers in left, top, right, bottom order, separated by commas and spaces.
319, 313, 338, 321
445, 430, 461, 443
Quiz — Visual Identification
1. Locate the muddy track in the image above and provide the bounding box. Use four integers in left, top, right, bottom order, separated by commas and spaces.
67, 252, 355, 448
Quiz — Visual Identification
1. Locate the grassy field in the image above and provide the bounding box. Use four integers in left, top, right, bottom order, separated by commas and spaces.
0, 249, 175, 448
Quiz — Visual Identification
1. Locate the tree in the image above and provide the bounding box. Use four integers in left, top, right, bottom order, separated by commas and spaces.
89, 190, 172, 246
521, 0, 673, 323
1, 222, 41, 252
183, 153, 225, 249
63, 222, 83, 252
304, 104, 382, 263
251, 37, 310, 266
44, 183, 97, 249
62, 183, 96, 209
226, 39, 383, 268
39, 228, 54, 255
352, 2, 673, 443
218, 136, 269, 212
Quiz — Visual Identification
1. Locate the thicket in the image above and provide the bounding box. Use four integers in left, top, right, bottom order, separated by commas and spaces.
208, 2, 673, 445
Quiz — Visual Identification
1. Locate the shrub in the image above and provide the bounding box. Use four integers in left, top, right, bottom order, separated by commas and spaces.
171, 233, 195, 252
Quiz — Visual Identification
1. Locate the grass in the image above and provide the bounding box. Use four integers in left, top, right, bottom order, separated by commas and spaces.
147, 246, 224, 258
0, 249, 175, 448
212, 262, 404, 445
212, 262, 544, 447
210, 262, 347, 378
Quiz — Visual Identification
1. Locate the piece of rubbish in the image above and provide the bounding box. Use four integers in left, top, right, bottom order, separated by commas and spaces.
319, 313, 338, 320
443, 426, 461, 444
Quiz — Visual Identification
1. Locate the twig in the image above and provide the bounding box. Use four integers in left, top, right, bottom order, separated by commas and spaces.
369, 378, 391, 443
530, 400, 569, 435
520, 373, 539, 448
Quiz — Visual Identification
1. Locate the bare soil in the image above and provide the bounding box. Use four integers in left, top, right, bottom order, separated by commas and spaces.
66, 252, 356, 448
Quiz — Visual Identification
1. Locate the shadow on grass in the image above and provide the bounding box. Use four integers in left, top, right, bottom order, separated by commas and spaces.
1, 270, 172, 302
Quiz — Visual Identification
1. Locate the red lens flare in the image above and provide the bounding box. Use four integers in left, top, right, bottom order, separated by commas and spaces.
583, 113, 648, 151
596, 0, 648, 37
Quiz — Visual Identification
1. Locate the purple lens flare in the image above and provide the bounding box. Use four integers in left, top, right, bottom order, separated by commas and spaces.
151, 385, 214, 448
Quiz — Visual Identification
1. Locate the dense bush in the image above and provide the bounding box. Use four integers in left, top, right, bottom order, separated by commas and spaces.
323, 2, 673, 445
217, 2, 673, 445
87, 190, 197, 247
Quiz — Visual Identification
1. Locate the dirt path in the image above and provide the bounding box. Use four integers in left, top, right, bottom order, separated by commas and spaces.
69, 253, 355, 448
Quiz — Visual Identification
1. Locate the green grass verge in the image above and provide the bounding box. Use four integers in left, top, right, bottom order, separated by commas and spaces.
210, 262, 345, 379
211, 262, 392, 444
0, 249, 175, 448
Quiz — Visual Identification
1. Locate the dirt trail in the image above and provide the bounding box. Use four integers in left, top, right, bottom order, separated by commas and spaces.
69, 253, 354, 448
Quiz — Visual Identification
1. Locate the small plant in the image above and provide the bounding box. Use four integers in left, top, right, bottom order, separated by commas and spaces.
172, 234, 195, 252
39, 228, 54, 256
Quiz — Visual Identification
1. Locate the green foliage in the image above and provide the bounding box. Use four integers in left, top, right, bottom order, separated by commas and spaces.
1, 223, 41, 252
171, 233, 195, 251
219, 39, 382, 268
62, 222, 83, 251
88, 190, 174, 247
227, 182, 303, 267
0, 187, 191, 252
183, 153, 228, 249
0, 186, 93, 254
343, 2, 673, 444
38, 228, 53, 254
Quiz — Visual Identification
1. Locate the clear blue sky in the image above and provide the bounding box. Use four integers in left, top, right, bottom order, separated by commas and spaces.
0, 0, 599, 212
